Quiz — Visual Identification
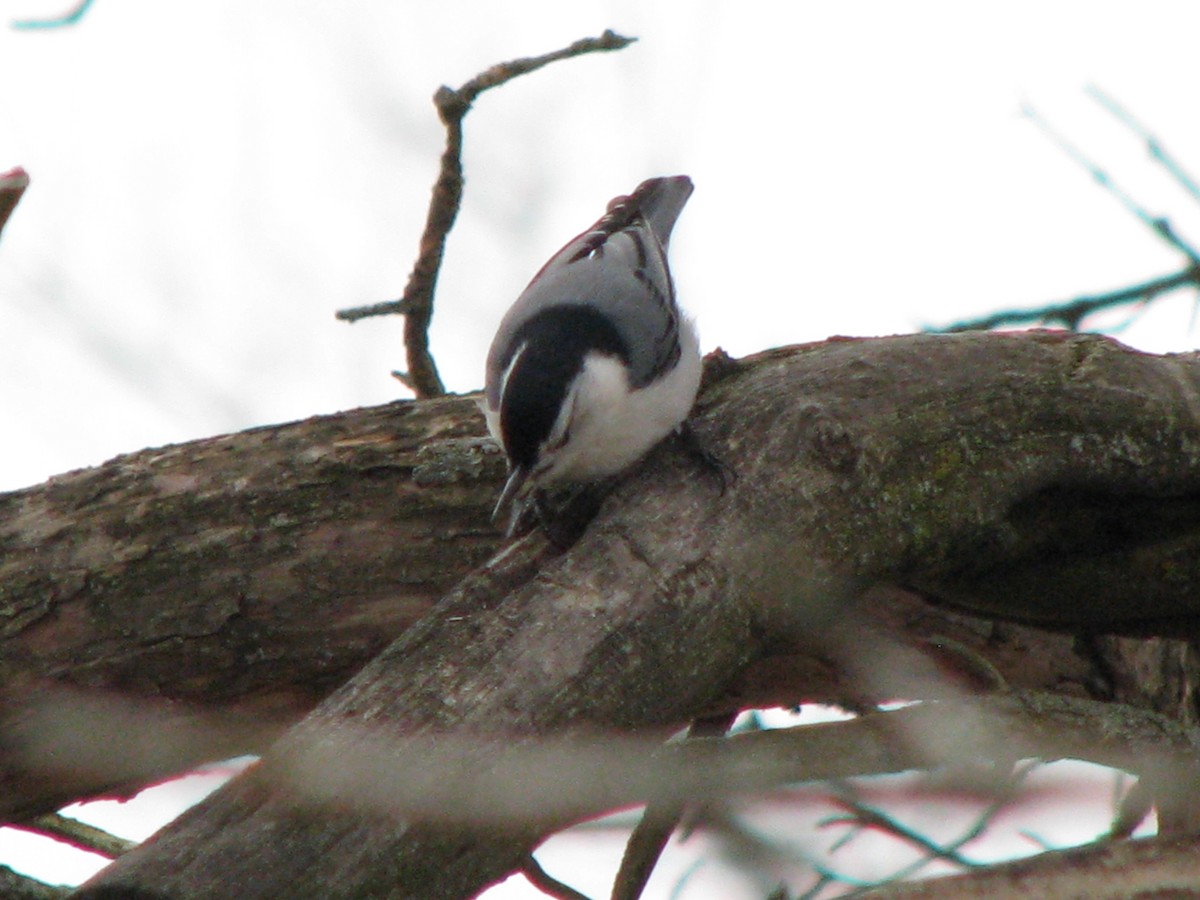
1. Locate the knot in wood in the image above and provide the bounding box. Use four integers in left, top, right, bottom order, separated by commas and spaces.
797, 404, 860, 474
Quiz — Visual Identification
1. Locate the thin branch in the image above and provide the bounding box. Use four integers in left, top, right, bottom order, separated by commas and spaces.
176, 691, 1199, 829
1085, 84, 1200, 205
611, 712, 737, 900
824, 793, 984, 870
688, 807, 822, 894
1110, 776, 1153, 839
522, 854, 594, 900
0, 167, 29, 240
389, 368, 418, 391
334, 296, 416, 323
822, 763, 1038, 896
856, 829, 1200, 898
335, 30, 637, 398
934, 95, 1200, 333
23, 813, 136, 859
1020, 99, 1200, 266
0, 865, 68, 899
11, 0, 94, 29
933, 265, 1200, 332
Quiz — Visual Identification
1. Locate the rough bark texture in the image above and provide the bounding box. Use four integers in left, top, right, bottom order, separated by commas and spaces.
1, 331, 1197, 896
0, 396, 504, 818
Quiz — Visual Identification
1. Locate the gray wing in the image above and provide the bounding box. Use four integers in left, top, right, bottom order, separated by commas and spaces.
485, 176, 693, 408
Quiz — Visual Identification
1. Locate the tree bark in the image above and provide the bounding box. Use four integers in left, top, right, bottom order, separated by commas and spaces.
54, 330, 1200, 897
0, 396, 503, 819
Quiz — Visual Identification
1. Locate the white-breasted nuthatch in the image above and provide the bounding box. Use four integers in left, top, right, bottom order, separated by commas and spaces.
484, 175, 701, 532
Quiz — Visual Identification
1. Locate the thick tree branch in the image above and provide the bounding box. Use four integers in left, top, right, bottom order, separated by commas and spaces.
0, 866, 66, 900
11, 333, 1198, 826
66, 331, 1200, 897
0, 395, 504, 819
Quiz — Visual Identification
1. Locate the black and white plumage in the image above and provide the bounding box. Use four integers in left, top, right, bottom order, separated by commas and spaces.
484, 175, 701, 531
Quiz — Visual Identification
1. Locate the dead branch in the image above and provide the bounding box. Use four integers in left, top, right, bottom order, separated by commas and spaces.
1021, 99, 1200, 266
1086, 84, 1200, 205
0, 395, 503, 819
936, 95, 1200, 333
11, 0, 93, 29
937, 265, 1200, 332
0, 167, 29, 239
520, 855, 592, 900
335, 30, 636, 397
863, 830, 1200, 899
24, 813, 135, 859
611, 712, 737, 900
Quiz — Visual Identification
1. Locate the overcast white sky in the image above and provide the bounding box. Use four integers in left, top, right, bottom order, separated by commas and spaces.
1, 0, 1198, 893
4, 1, 1200, 495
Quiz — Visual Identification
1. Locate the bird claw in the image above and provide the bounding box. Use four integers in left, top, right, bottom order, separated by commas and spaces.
505, 486, 605, 550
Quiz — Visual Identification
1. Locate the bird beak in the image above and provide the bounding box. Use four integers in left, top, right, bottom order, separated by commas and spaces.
492, 466, 531, 534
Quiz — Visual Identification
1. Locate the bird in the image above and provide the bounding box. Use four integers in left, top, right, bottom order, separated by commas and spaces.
483, 175, 702, 535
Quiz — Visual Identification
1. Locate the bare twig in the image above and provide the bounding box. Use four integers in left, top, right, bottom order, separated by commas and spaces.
834, 770, 1028, 869
684, 806, 821, 893
0, 167, 29, 240
1110, 776, 1153, 839
335, 296, 417, 323
1020, 99, 1200, 266
336, 30, 637, 398
522, 854, 594, 900
610, 712, 737, 900
389, 368, 417, 391
854, 829, 1200, 898
11, 0, 93, 29
819, 763, 1037, 896
23, 812, 136, 859
934, 266, 1200, 332
1085, 84, 1200, 205
824, 792, 983, 870
934, 96, 1200, 333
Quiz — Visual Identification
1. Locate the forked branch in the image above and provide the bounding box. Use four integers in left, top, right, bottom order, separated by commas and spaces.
335, 30, 636, 397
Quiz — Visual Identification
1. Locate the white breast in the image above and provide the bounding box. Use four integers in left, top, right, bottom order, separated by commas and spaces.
538, 316, 703, 486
